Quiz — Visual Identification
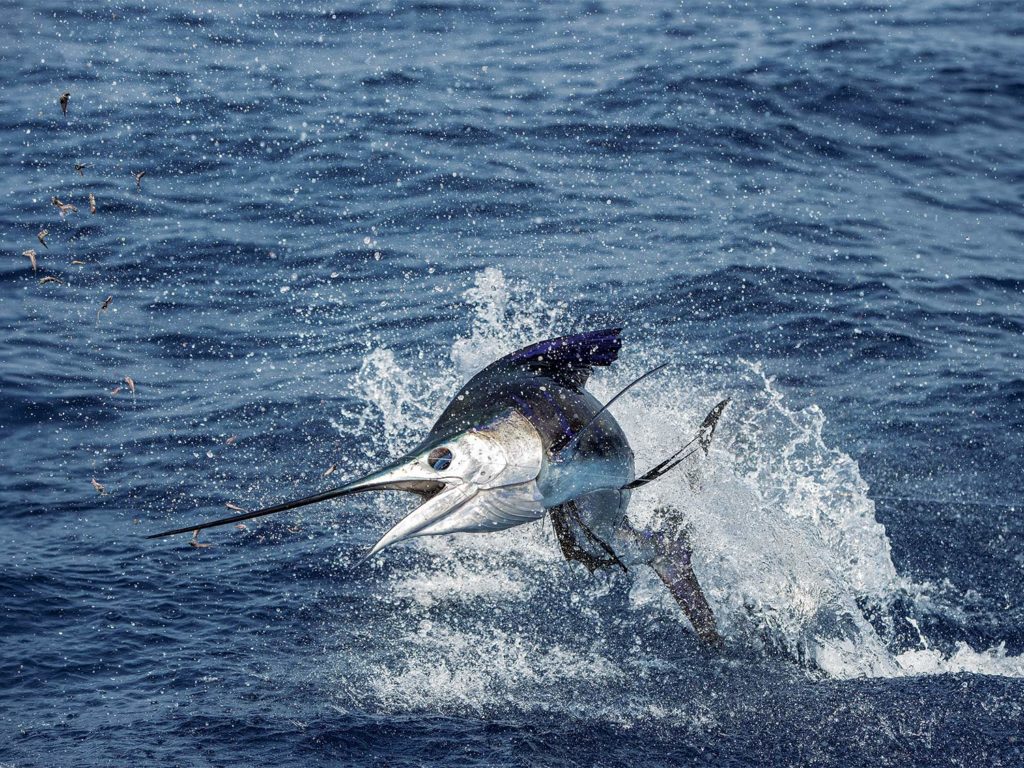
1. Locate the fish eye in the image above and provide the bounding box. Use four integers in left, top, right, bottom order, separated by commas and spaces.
428, 447, 453, 471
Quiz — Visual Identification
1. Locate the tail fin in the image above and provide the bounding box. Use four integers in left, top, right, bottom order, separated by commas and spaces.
649, 526, 723, 649
625, 399, 730, 649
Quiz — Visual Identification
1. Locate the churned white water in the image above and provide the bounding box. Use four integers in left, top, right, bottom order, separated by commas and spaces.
327, 268, 1022, 718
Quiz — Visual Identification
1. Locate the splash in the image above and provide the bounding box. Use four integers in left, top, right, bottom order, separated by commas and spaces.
347, 347, 443, 447
329, 268, 1023, 719
450, 266, 567, 379
609, 359, 902, 678
894, 643, 1024, 677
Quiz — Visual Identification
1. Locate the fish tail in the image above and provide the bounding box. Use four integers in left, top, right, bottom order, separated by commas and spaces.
649, 524, 724, 650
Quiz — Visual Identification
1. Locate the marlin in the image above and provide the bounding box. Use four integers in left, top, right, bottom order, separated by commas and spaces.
149, 329, 728, 647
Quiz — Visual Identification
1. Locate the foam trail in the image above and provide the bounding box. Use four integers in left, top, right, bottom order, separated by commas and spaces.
329, 268, 1023, 720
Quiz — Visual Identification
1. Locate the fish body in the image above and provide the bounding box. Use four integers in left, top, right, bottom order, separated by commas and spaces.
428, 334, 635, 504
149, 329, 726, 645
408, 329, 636, 556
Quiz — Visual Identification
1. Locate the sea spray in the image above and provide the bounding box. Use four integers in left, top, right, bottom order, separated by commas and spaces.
331, 268, 1023, 720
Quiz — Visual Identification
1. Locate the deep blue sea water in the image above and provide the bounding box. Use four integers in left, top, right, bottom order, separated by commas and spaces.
2, 0, 1023, 765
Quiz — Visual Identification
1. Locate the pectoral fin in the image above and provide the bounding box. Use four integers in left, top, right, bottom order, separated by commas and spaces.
550, 497, 628, 573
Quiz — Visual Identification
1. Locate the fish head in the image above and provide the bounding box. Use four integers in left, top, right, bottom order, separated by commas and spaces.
149, 409, 546, 557
353, 408, 545, 560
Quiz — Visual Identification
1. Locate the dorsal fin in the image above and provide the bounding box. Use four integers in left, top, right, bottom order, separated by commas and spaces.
423, 328, 624, 444
488, 328, 623, 391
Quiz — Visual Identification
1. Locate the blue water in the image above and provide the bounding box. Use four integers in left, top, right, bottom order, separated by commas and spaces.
2, 0, 1023, 765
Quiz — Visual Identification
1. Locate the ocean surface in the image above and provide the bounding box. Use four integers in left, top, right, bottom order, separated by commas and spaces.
1, 0, 1023, 765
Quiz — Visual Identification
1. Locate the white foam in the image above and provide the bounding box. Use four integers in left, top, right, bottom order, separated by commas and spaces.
894, 643, 1024, 677
327, 268, 1023, 718
364, 624, 627, 716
